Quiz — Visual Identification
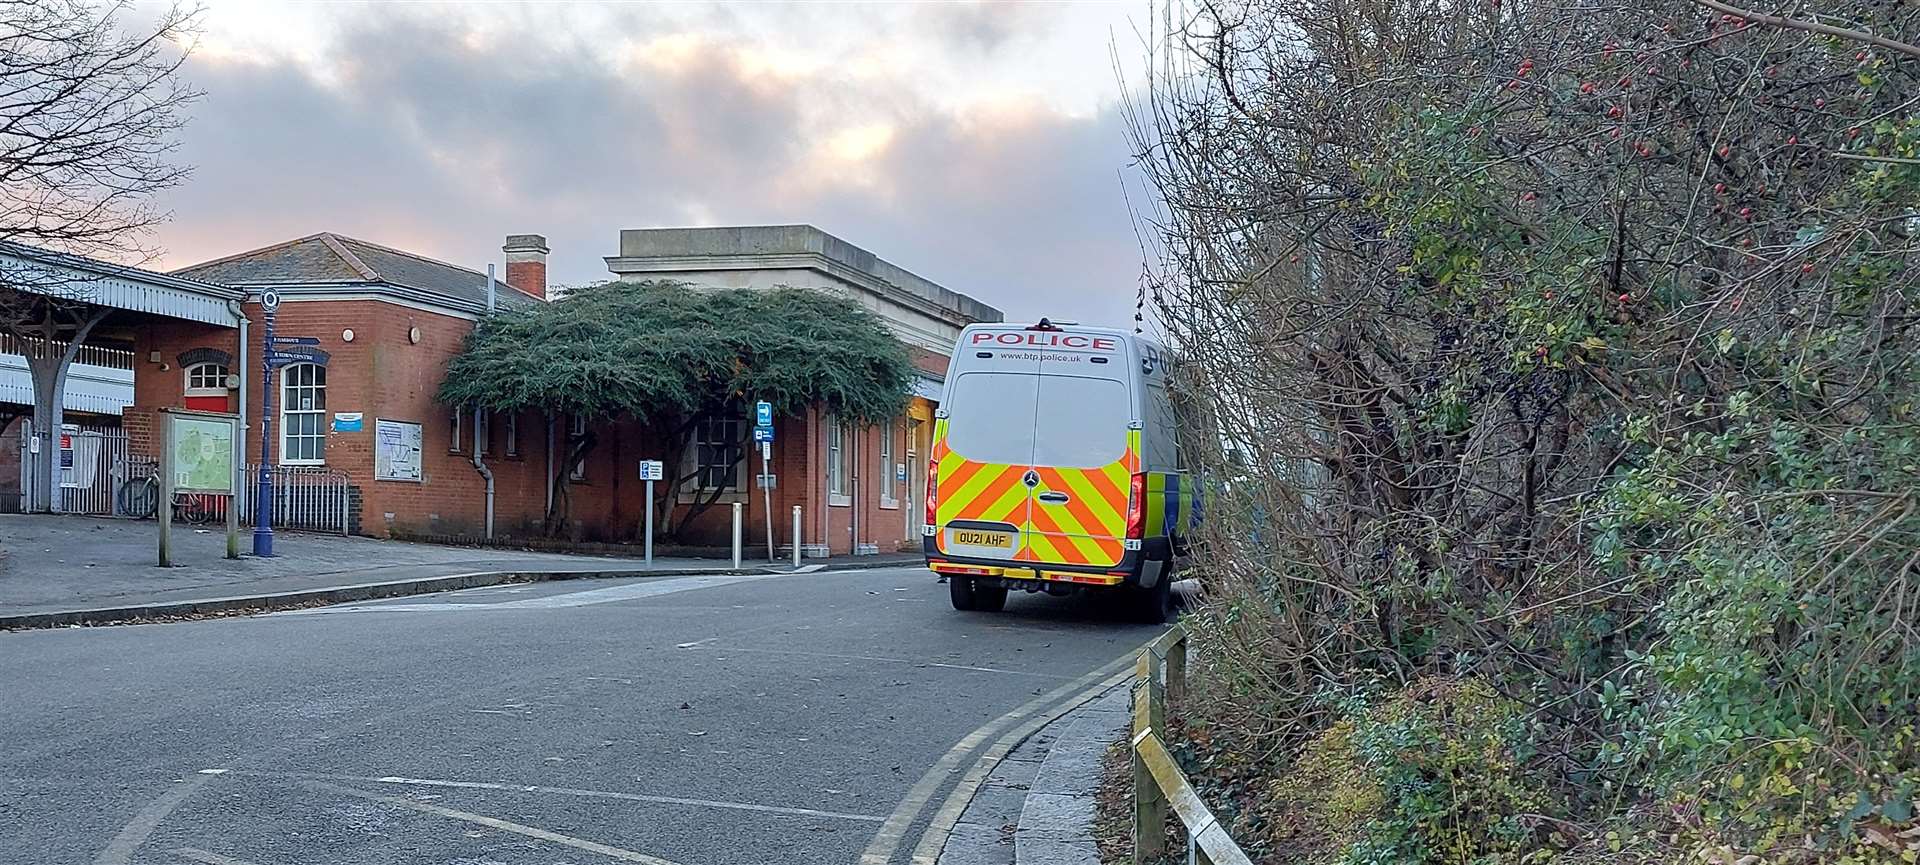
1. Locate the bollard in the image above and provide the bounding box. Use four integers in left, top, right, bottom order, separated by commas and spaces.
792, 505, 803, 568
731, 501, 743, 570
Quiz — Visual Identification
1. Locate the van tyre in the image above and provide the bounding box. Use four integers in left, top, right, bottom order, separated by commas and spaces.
1131, 563, 1175, 623
949, 576, 1007, 612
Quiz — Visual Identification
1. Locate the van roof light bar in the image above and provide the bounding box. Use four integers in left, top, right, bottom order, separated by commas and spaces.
1026, 318, 1063, 332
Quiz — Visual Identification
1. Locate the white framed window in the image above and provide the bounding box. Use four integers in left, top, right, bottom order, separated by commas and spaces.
476, 409, 490, 455
184, 362, 229, 396
448, 405, 462, 453
505, 412, 519, 456
828, 418, 851, 505
569, 413, 588, 480
690, 416, 744, 491
280, 363, 326, 464
879, 422, 898, 507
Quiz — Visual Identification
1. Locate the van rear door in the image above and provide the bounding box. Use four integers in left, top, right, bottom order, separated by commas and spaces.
935, 351, 1040, 563
1025, 369, 1134, 569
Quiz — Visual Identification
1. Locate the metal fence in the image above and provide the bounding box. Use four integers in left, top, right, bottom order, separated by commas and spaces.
14, 423, 128, 516
1132, 625, 1253, 865
116, 459, 352, 535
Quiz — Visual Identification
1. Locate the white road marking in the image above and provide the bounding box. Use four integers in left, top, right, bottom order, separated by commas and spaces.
673, 638, 718, 649
858, 644, 1146, 865
278, 574, 780, 615
171, 847, 263, 865
211, 769, 883, 823
688, 644, 1070, 680
296, 779, 685, 865
95, 775, 214, 865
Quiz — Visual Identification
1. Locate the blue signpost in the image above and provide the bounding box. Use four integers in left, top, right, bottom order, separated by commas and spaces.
252, 291, 322, 558
253, 290, 280, 557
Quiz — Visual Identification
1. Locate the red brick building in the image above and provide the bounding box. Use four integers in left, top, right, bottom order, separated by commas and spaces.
126, 226, 1001, 555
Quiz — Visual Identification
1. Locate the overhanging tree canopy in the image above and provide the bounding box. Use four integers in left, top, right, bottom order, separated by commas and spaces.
438, 281, 915, 534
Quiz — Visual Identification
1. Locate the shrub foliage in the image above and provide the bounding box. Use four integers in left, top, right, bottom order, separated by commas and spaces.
1130, 0, 1920, 860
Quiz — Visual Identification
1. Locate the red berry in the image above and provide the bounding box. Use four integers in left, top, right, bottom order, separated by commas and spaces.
1714, 183, 1726, 194
1544, 291, 1554, 300
1521, 191, 1538, 201
1718, 144, 1731, 158
1581, 82, 1596, 94
1609, 105, 1624, 118
1610, 127, 1623, 139
1766, 65, 1777, 77
1636, 142, 1653, 157
1507, 80, 1522, 90
1849, 127, 1861, 139
1739, 207, 1753, 219
1788, 135, 1798, 145
1800, 263, 1814, 274
1617, 293, 1631, 302
1742, 237, 1754, 247
1857, 52, 1869, 62
1619, 76, 1633, 88
1815, 98, 1826, 108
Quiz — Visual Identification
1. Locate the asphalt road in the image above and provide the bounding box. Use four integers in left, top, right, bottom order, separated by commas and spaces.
0, 566, 1160, 865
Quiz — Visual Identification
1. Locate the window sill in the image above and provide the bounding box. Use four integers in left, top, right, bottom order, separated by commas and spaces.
829, 495, 852, 508
879, 499, 900, 510
279, 461, 326, 468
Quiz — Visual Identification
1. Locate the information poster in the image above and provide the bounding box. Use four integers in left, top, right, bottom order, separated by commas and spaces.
375, 419, 423, 482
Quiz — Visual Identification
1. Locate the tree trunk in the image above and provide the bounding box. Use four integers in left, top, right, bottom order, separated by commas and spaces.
21, 307, 107, 513
544, 430, 596, 537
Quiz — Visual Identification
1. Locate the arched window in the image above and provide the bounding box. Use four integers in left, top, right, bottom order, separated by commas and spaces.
183, 362, 230, 412
280, 363, 327, 464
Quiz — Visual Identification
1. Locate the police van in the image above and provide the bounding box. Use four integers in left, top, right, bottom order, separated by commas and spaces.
923, 319, 1194, 622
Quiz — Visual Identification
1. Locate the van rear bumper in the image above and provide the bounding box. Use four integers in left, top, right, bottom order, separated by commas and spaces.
923, 536, 1171, 588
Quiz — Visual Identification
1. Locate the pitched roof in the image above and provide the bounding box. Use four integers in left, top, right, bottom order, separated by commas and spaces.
171, 232, 537, 311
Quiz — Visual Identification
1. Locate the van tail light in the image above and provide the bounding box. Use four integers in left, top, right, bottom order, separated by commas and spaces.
925, 468, 939, 527
1124, 472, 1147, 539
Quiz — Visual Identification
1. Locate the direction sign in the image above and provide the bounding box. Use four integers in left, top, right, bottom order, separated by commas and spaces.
270, 336, 321, 346
752, 427, 774, 443
267, 350, 320, 367
755, 401, 773, 427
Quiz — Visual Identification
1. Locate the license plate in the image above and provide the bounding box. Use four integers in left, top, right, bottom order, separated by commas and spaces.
953, 530, 1013, 548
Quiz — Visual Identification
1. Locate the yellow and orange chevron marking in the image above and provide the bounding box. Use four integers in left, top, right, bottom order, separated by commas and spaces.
932, 431, 1141, 569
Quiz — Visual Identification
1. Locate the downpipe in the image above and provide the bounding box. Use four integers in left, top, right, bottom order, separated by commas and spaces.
472, 403, 494, 540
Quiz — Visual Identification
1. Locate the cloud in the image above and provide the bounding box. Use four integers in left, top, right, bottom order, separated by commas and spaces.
151, 3, 1147, 329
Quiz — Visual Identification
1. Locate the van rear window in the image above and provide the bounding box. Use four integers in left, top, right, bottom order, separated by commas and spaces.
945, 373, 1130, 468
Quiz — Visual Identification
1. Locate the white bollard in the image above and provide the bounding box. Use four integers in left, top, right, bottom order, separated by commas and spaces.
731, 501, 743, 570
792, 505, 802, 568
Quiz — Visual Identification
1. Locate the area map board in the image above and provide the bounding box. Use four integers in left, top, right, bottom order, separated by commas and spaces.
171, 413, 237, 494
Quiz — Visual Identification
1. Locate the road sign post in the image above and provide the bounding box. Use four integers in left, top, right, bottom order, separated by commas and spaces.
253, 290, 279, 557
755, 404, 775, 563
639, 459, 664, 566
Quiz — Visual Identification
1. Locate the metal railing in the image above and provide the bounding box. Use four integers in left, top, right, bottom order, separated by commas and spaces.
119, 459, 352, 535
0, 332, 134, 369
1132, 624, 1253, 865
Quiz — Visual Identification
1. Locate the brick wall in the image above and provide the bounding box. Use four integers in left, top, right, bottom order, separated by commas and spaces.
0, 415, 19, 511
127, 295, 954, 548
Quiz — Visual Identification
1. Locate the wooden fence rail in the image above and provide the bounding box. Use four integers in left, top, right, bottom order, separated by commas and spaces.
1132, 624, 1253, 865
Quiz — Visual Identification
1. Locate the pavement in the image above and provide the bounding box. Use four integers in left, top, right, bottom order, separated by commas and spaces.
0, 564, 1162, 865
0, 514, 920, 626
936, 686, 1130, 865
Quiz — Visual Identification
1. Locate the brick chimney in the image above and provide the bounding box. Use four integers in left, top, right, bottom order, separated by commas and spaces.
503, 234, 549, 299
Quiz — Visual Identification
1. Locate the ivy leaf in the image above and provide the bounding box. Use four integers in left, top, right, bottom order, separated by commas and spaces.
1848, 791, 1877, 822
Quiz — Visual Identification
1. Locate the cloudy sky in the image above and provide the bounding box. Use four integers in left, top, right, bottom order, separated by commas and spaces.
144, 1, 1156, 329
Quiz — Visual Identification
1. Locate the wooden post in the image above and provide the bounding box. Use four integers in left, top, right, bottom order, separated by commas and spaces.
1166, 631, 1188, 706
1132, 651, 1167, 864
157, 414, 172, 568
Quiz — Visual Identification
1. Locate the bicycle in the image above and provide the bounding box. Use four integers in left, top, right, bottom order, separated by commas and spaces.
116, 476, 220, 524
